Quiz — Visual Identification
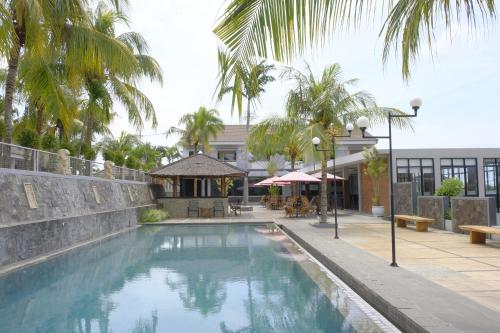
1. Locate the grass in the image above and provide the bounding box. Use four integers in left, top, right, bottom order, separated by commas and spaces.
140, 209, 170, 223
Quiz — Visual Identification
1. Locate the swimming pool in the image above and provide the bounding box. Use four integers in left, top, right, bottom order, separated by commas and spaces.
0, 224, 396, 332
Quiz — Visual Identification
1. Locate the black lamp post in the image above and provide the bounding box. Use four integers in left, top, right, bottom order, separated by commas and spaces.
312, 123, 354, 239
356, 97, 422, 267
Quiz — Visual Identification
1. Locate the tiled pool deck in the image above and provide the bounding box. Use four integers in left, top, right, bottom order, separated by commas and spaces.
160, 207, 500, 332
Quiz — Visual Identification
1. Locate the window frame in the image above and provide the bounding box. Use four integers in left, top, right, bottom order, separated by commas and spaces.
440, 158, 478, 197
483, 158, 500, 211
396, 158, 435, 196
217, 150, 237, 162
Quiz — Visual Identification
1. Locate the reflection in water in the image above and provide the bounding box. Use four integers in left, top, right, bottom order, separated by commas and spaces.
0, 225, 382, 333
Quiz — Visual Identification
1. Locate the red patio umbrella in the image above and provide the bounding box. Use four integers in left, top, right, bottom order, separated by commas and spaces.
274, 171, 321, 184
255, 176, 290, 186
311, 172, 344, 181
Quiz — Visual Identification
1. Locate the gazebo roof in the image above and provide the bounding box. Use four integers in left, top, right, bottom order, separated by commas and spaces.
147, 153, 247, 177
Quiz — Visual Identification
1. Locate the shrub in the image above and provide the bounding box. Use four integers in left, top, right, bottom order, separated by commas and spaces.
125, 155, 141, 169
435, 178, 463, 197
113, 152, 125, 166
40, 133, 58, 151
59, 140, 76, 156
268, 185, 280, 196
81, 143, 97, 160
16, 128, 40, 148
140, 209, 170, 223
0, 119, 5, 140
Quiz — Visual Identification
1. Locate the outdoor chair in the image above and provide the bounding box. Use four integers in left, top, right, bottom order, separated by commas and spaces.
299, 196, 314, 217
213, 200, 225, 217
230, 201, 242, 216
187, 200, 199, 217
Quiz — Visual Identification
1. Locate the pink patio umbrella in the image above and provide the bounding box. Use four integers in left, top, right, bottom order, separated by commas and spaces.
311, 172, 344, 181
274, 171, 321, 184
255, 176, 290, 186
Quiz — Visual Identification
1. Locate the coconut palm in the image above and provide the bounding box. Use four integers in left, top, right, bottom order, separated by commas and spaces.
216, 48, 274, 203
249, 116, 304, 171
0, 0, 138, 144
214, 1, 495, 80
78, 3, 163, 147
156, 145, 181, 165
282, 63, 411, 223
167, 106, 224, 153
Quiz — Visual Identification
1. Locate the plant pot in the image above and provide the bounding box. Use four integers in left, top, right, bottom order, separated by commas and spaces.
444, 219, 453, 232
371, 206, 384, 217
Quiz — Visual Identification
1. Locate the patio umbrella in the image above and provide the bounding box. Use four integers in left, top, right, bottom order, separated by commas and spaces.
311, 172, 344, 181
274, 171, 321, 184
255, 176, 290, 186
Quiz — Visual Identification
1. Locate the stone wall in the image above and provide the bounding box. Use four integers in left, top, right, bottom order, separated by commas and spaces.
451, 197, 497, 232
394, 182, 417, 215
158, 197, 229, 218
0, 169, 154, 226
417, 196, 448, 229
0, 169, 156, 268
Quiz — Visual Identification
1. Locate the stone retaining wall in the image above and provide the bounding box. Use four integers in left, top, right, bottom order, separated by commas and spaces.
451, 197, 497, 232
417, 196, 448, 229
0, 169, 156, 268
394, 182, 417, 215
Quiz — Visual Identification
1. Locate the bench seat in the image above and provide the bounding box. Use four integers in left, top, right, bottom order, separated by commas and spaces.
459, 225, 500, 244
395, 215, 435, 232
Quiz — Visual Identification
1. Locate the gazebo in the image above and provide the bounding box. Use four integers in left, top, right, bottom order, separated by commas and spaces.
147, 153, 247, 217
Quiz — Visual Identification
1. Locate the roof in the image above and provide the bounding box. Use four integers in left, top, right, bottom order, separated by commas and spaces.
147, 153, 247, 177
209, 125, 248, 143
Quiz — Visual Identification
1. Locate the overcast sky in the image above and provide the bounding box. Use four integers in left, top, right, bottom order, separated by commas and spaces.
111, 1, 500, 150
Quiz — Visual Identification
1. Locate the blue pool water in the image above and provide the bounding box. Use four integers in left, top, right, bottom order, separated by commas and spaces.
0, 224, 388, 332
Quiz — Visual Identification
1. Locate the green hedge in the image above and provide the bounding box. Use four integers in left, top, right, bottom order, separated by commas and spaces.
140, 209, 170, 223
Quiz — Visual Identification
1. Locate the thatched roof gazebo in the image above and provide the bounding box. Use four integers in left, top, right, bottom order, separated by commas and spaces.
148, 154, 247, 218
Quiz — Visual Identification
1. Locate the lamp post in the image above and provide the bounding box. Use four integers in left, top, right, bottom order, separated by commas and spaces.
356, 98, 422, 267
312, 123, 354, 239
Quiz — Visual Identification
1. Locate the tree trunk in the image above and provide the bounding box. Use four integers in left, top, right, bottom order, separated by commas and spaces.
243, 98, 251, 205
3, 42, 22, 144
320, 151, 328, 223
83, 115, 93, 147
35, 103, 44, 135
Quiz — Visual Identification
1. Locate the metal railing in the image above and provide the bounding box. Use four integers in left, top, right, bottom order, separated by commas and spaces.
0, 142, 146, 181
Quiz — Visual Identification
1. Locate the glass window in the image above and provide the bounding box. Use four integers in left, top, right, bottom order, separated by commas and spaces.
217, 151, 237, 161
441, 158, 478, 196
396, 158, 434, 196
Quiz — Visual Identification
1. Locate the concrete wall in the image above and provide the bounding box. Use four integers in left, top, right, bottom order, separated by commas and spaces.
394, 182, 417, 215
158, 197, 229, 218
0, 169, 156, 268
417, 196, 448, 229
451, 197, 497, 232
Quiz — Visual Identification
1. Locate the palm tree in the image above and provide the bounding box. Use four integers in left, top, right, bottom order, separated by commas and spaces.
216, 48, 275, 203
249, 116, 304, 171
78, 3, 163, 148
156, 145, 181, 165
282, 63, 411, 223
167, 106, 224, 153
214, 1, 495, 79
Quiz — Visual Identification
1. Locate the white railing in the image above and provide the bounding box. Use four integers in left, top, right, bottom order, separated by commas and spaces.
0, 142, 146, 182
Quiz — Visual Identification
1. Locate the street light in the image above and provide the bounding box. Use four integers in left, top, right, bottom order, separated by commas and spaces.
312, 123, 354, 239
356, 98, 422, 267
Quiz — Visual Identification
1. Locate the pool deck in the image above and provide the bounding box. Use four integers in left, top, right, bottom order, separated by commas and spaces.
158, 207, 500, 332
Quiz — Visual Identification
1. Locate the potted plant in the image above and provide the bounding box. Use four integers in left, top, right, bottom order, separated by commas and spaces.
435, 178, 463, 231
363, 147, 387, 217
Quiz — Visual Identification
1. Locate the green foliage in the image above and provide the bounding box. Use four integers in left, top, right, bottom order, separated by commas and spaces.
140, 209, 170, 223
113, 151, 125, 166
0, 119, 5, 140
16, 128, 40, 148
216, 177, 234, 194
125, 155, 140, 169
40, 133, 58, 151
82, 144, 97, 161
59, 140, 76, 156
435, 178, 464, 197
268, 185, 280, 196
363, 147, 387, 206
444, 209, 452, 220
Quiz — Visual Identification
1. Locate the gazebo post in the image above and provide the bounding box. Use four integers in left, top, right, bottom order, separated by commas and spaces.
173, 176, 178, 197
221, 177, 226, 197
194, 178, 198, 197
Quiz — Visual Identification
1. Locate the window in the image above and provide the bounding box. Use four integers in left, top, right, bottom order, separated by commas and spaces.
440, 158, 478, 196
396, 158, 434, 195
217, 151, 237, 162
483, 159, 500, 212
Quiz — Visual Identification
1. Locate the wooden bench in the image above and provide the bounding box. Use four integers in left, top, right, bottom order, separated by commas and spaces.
395, 215, 435, 232
458, 225, 500, 244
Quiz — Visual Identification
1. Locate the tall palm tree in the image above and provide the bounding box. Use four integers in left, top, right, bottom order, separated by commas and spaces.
216, 48, 274, 204
167, 106, 224, 153
282, 63, 411, 223
214, 1, 495, 80
78, 3, 163, 148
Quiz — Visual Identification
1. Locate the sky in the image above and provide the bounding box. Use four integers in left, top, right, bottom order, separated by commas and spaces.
110, 0, 500, 150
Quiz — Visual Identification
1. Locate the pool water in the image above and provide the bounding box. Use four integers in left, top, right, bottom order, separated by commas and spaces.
0, 224, 391, 332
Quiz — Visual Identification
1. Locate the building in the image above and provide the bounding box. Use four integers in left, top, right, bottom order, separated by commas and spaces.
301, 148, 500, 214
181, 125, 376, 202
